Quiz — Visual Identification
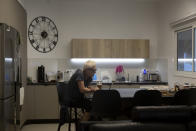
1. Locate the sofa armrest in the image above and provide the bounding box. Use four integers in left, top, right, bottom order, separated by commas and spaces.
132, 106, 192, 122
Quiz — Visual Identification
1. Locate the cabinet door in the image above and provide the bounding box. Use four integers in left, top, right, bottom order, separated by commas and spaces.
71, 39, 112, 58
34, 85, 59, 119
71, 39, 93, 58
125, 39, 149, 58
25, 85, 36, 119
111, 39, 126, 58
92, 39, 112, 58
111, 39, 149, 58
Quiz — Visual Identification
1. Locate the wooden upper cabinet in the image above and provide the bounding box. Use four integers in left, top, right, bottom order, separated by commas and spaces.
125, 39, 149, 58
111, 39, 149, 58
111, 39, 126, 58
71, 39, 112, 58
71, 39, 149, 58
71, 39, 91, 58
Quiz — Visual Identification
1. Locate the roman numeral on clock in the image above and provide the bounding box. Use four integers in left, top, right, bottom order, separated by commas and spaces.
53, 41, 57, 45
36, 45, 39, 50
30, 39, 35, 43
29, 32, 33, 35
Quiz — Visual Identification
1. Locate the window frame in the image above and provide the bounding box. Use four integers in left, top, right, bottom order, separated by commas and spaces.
174, 22, 196, 78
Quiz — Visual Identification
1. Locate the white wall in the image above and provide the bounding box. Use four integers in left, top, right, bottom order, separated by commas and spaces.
25, 0, 159, 59
158, 0, 196, 87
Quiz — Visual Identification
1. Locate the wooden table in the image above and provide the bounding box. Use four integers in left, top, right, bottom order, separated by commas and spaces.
85, 88, 175, 103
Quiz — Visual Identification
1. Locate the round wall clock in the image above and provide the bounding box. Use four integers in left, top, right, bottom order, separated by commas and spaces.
28, 16, 58, 53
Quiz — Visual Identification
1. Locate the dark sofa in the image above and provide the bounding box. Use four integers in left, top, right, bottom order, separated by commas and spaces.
79, 105, 196, 131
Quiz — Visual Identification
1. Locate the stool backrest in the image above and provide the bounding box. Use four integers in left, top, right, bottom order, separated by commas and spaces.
133, 90, 162, 106
91, 90, 121, 118
56, 82, 72, 105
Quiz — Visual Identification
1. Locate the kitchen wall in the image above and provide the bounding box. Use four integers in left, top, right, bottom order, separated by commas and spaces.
28, 58, 168, 83
24, 0, 167, 83
158, 0, 196, 87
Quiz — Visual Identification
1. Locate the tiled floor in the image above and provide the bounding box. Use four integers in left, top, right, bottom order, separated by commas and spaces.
22, 123, 75, 131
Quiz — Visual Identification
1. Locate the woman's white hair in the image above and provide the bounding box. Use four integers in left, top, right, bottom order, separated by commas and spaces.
83, 60, 96, 70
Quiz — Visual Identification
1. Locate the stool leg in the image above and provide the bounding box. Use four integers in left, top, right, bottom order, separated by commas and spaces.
57, 124, 61, 131
68, 108, 72, 131
74, 107, 78, 131
74, 108, 78, 131
75, 107, 77, 120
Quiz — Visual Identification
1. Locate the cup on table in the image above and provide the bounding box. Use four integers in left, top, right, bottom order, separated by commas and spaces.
97, 81, 102, 89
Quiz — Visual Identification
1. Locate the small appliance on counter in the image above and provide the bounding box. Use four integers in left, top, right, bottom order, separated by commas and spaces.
101, 70, 112, 83
148, 73, 160, 81
46, 72, 56, 82
139, 69, 161, 82
37, 65, 45, 82
56, 70, 64, 82
64, 69, 74, 81
139, 69, 148, 82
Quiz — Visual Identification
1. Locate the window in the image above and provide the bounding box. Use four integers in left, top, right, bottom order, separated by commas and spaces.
194, 28, 196, 71
177, 29, 192, 72
172, 13, 196, 76
176, 27, 196, 72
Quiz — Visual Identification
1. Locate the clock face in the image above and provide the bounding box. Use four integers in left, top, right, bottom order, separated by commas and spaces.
28, 16, 58, 53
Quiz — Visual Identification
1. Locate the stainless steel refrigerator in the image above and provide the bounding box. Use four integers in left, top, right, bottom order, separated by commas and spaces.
0, 23, 21, 131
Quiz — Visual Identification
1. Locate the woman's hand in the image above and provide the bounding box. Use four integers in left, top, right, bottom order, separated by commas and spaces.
89, 86, 99, 92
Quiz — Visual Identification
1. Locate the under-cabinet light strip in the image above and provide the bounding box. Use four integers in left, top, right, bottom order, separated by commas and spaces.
178, 59, 192, 62
71, 58, 145, 63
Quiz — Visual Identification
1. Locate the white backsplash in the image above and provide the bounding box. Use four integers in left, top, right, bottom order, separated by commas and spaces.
28, 58, 168, 83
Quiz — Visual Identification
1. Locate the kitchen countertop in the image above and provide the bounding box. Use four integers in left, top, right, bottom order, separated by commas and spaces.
27, 81, 168, 86
94, 81, 168, 85
27, 82, 65, 85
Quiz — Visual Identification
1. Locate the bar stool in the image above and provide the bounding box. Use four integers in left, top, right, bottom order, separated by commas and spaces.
56, 82, 83, 131
133, 90, 162, 106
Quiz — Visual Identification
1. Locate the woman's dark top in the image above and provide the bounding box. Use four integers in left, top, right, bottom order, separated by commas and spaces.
68, 69, 92, 101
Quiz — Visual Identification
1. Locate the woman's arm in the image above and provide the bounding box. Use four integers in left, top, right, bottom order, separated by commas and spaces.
77, 81, 92, 93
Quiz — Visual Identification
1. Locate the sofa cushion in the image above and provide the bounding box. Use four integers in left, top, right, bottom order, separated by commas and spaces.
89, 122, 186, 131
79, 120, 132, 131
188, 121, 196, 131
191, 105, 196, 120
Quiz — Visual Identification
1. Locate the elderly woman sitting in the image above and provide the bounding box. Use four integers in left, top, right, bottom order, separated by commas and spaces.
68, 60, 101, 120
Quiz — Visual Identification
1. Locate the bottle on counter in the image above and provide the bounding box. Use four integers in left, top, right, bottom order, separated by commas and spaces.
136, 75, 139, 82
127, 73, 130, 82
